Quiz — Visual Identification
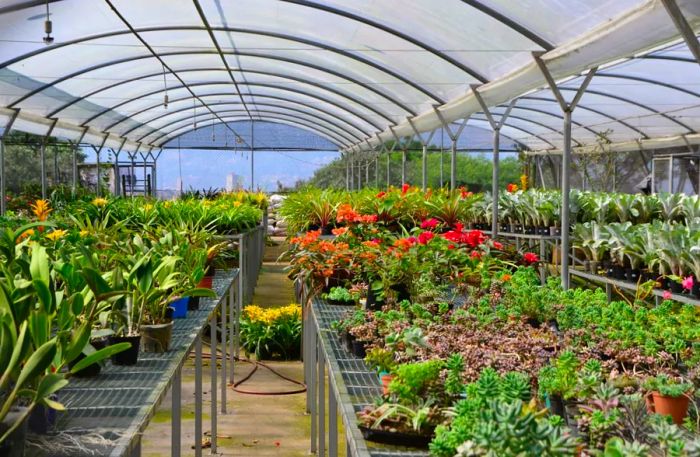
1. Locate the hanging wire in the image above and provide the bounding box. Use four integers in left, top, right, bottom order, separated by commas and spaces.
43, 0, 53, 44
162, 64, 168, 109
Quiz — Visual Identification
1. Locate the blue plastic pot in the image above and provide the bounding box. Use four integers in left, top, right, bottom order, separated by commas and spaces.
170, 297, 189, 319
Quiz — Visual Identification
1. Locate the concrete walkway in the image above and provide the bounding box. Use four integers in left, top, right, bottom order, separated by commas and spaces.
141, 238, 321, 456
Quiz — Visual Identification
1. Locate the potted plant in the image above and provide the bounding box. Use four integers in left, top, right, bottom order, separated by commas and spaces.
644, 374, 693, 425
323, 286, 356, 306
364, 347, 397, 395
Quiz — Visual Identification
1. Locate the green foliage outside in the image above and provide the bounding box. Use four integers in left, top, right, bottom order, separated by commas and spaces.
305, 147, 522, 191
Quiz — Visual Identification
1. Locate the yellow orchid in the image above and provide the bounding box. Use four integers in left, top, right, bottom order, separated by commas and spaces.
79, 229, 89, 237
92, 197, 108, 207
143, 203, 154, 212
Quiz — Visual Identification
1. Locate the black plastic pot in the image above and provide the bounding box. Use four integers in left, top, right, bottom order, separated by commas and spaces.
108, 334, 141, 366
352, 340, 367, 358
188, 295, 200, 311
670, 281, 684, 294
140, 321, 173, 353
525, 226, 536, 235
538, 226, 549, 236
28, 395, 58, 434
0, 408, 28, 457
68, 338, 108, 378
693, 281, 700, 299
359, 425, 434, 448
626, 269, 641, 283
366, 288, 384, 311
548, 394, 566, 418
612, 265, 626, 280
321, 225, 333, 236
390, 283, 411, 303
345, 333, 355, 353
550, 226, 561, 237
327, 298, 354, 306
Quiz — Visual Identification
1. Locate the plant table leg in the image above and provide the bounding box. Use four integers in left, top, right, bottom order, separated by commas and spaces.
221, 293, 227, 414
195, 336, 202, 457
171, 369, 181, 456
229, 284, 236, 382
310, 324, 317, 454
210, 314, 218, 454
329, 381, 337, 457
539, 239, 546, 284
319, 345, 326, 456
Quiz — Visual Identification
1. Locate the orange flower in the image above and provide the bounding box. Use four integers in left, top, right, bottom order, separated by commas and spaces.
336, 204, 359, 224
332, 227, 348, 236
506, 183, 518, 193
16, 228, 34, 243
31, 199, 51, 222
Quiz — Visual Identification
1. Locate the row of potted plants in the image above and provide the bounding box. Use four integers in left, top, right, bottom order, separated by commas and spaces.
0, 192, 264, 453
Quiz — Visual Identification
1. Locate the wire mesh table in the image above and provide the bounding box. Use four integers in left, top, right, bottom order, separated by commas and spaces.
26, 269, 240, 457
306, 299, 430, 457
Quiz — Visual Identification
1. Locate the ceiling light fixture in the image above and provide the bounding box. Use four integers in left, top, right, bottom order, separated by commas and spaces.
43, 0, 53, 44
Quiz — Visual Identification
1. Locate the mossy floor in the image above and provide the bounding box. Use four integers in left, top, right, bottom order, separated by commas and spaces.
141, 238, 346, 456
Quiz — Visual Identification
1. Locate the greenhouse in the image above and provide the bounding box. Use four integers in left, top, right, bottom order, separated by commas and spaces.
1, 1, 700, 456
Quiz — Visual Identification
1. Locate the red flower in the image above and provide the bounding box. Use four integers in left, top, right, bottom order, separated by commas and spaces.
420, 218, 439, 230
401, 183, 410, 195
493, 241, 503, 250
470, 251, 482, 260
447, 244, 455, 250
359, 214, 378, 224
376, 191, 386, 199
418, 231, 434, 245
274, 440, 281, 448
506, 183, 518, 193
459, 186, 472, 199
523, 252, 539, 264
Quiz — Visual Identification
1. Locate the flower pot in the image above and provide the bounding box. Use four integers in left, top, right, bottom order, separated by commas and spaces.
321, 225, 333, 236
538, 226, 549, 236
525, 226, 536, 235
693, 281, 700, 299
390, 283, 411, 303
648, 391, 690, 425
359, 425, 434, 448
198, 276, 213, 289
500, 224, 509, 233
550, 226, 561, 237
380, 373, 394, 396
547, 394, 566, 418
188, 296, 200, 311
345, 332, 355, 353
0, 407, 29, 457
140, 321, 174, 353
109, 334, 141, 365
68, 338, 108, 378
28, 395, 58, 434
626, 269, 641, 283
589, 261, 600, 275
670, 281, 684, 294
612, 265, 626, 280
365, 288, 384, 311
170, 297, 189, 319
514, 225, 523, 234
352, 340, 367, 358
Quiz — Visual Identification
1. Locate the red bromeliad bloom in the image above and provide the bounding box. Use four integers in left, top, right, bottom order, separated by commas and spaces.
493, 241, 503, 250
418, 231, 434, 245
401, 183, 410, 195
443, 223, 486, 248
420, 218, 439, 230
336, 203, 359, 224
376, 191, 387, 199
523, 252, 539, 264
506, 183, 519, 193
359, 214, 378, 224
470, 250, 482, 260
458, 186, 473, 199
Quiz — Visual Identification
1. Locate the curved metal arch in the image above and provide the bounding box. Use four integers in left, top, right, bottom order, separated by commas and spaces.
122, 98, 369, 139
52, 63, 390, 131
47, 51, 415, 119
558, 87, 695, 133
636, 55, 698, 64
132, 104, 363, 144
278, 0, 487, 82
91, 80, 390, 133
520, 96, 649, 138
154, 114, 348, 148
476, 111, 583, 147
139, 109, 357, 147
459, 0, 554, 51
107, 91, 376, 137
0, 25, 445, 104
492, 105, 600, 139
595, 73, 700, 99
468, 116, 556, 149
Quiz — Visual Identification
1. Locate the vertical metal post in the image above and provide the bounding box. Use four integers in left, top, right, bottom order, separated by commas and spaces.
210, 314, 217, 454
114, 150, 121, 196
95, 145, 101, 197
171, 369, 181, 457
386, 149, 390, 187
329, 382, 337, 457
422, 144, 427, 191
492, 129, 500, 235
318, 343, 325, 456
358, 156, 362, 189
53, 146, 58, 187
194, 336, 203, 457
450, 138, 457, 191
250, 121, 255, 191
40, 142, 47, 199
561, 110, 572, 290
345, 154, 349, 190
221, 287, 227, 414
309, 327, 317, 454
0, 137, 4, 215
375, 156, 379, 188
229, 282, 236, 382
401, 149, 406, 185
365, 158, 369, 184
349, 152, 354, 191
73, 127, 88, 197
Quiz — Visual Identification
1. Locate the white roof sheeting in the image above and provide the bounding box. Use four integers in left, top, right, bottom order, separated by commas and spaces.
0, 0, 697, 154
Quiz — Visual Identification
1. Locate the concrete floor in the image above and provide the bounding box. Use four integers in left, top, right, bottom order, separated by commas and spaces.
141, 238, 345, 456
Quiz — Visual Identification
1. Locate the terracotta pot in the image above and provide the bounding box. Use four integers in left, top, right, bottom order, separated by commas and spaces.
648, 391, 690, 425
380, 374, 394, 396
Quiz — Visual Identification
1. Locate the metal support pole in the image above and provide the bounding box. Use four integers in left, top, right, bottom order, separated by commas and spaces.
309, 328, 317, 454
661, 0, 700, 66
250, 121, 255, 191
349, 152, 354, 191
93, 135, 108, 198
345, 154, 349, 190
53, 145, 58, 187
0, 111, 18, 216
434, 109, 469, 192
40, 120, 57, 199
401, 149, 407, 185
534, 53, 596, 290
171, 370, 181, 457
492, 129, 500, 234
210, 314, 217, 454
375, 156, 379, 188
386, 148, 390, 187
365, 158, 369, 184
422, 144, 428, 190
318, 343, 325, 456
450, 138, 457, 191
229, 282, 236, 382
72, 128, 88, 197
329, 382, 338, 457
194, 336, 203, 457
561, 110, 572, 290
221, 286, 227, 414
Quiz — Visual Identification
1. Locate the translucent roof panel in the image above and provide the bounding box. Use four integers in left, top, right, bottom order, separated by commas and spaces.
0, 0, 697, 154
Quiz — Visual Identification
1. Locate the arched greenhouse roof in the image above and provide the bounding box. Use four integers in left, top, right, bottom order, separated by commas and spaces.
0, 0, 698, 155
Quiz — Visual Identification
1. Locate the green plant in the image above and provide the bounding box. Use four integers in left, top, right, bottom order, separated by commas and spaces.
324, 286, 355, 303
364, 347, 396, 374
645, 374, 693, 398
537, 351, 580, 401
445, 354, 465, 397
239, 304, 302, 360
388, 360, 444, 406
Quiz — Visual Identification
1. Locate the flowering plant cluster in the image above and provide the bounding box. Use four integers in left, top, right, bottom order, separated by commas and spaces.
240, 304, 302, 360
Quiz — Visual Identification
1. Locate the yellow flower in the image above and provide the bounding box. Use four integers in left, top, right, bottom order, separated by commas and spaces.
143, 203, 154, 211
91, 197, 108, 207
16, 228, 34, 244
31, 199, 51, 221
520, 174, 528, 191
46, 229, 66, 241
233, 201, 242, 207
79, 229, 89, 237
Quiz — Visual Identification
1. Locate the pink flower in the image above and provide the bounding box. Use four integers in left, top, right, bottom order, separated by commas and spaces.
420, 218, 439, 230
418, 231, 434, 245
523, 252, 539, 264
493, 241, 503, 250
682, 276, 694, 291
663, 290, 672, 300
